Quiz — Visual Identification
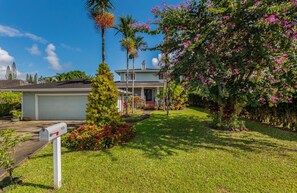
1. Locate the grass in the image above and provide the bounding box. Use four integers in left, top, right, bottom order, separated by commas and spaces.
5, 108, 297, 192
121, 109, 144, 122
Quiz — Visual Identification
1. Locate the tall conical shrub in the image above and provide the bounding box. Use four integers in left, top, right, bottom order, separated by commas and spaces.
86, 63, 120, 126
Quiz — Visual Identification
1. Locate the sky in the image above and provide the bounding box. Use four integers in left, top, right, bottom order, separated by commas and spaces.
0, 0, 182, 81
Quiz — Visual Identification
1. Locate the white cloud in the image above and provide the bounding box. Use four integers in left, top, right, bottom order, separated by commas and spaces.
152, 58, 160, 68
0, 48, 14, 79
26, 44, 41, 55
61, 43, 81, 52
45, 43, 62, 71
0, 24, 47, 44
0, 47, 14, 65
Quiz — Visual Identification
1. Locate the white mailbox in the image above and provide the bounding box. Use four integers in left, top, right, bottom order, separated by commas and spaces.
40, 122, 67, 142
39, 122, 67, 190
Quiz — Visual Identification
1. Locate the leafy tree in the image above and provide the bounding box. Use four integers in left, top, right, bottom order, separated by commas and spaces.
33, 73, 38, 84
39, 70, 91, 83
29, 74, 33, 84
86, 0, 115, 63
0, 92, 22, 116
147, 0, 296, 130
86, 63, 120, 126
5, 66, 12, 80
115, 15, 137, 115
11, 62, 17, 80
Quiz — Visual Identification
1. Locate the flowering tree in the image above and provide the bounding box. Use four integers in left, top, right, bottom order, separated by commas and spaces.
149, 0, 296, 130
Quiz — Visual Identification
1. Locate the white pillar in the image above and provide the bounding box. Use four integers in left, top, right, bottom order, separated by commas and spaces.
156, 87, 160, 106
141, 87, 144, 100
53, 137, 62, 189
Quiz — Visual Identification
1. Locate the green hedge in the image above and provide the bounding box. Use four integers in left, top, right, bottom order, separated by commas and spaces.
0, 92, 22, 117
189, 94, 297, 131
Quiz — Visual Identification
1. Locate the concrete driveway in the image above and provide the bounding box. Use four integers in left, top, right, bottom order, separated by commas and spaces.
0, 120, 85, 178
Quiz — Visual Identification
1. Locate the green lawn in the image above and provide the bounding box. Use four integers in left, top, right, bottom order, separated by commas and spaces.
6, 108, 297, 193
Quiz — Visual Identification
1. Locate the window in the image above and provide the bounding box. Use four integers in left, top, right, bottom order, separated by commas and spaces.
125, 73, 135, 80
159, 73, 164, 80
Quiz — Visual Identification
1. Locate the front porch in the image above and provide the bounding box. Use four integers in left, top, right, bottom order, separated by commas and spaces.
115, 81, 164, 109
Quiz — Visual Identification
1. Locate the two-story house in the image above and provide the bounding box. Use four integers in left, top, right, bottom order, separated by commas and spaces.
115, 63, 163, 107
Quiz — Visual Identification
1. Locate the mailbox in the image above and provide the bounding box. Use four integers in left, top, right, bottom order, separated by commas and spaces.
40, 123, 67, 142
39, 122, 67, 189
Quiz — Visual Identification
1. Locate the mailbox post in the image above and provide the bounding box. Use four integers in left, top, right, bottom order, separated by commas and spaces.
40, 122, 67, 189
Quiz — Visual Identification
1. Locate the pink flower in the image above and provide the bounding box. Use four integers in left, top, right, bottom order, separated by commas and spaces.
233, 68, 240, 75
206, 2, 212, 8
276, 57, 284, 64
270, 96, 278, 104
282, 53, 288, 57
266, 14, 279, 23
222, 16, 230, 20
253, 1, 262, 7
182, 40, 192, 48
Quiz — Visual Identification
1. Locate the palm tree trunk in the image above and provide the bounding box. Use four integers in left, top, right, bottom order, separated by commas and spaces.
101, 28, 105, 63
132, 57, 135, 114
125, 49, 129, 116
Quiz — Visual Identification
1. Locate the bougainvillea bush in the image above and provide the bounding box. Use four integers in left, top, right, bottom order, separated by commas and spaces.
62, 123, 135, 150
145, 0, 296, 130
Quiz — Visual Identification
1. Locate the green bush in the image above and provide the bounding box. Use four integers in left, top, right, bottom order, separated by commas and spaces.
0, 129, 23, 179
0, 92, 22, 117
86, 63, 120, 126
62, 123, 135, 150
10, 110, 22, 119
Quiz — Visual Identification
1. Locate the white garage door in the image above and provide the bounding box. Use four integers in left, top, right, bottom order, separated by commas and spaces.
37, 95, 88, 120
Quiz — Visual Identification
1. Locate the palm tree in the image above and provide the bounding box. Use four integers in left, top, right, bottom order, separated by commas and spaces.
86, 0, 115, 63
129, 36, 147, 114
115, 15, 136, 115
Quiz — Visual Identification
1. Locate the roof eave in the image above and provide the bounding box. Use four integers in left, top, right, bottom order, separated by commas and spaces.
0, 87, 129, 94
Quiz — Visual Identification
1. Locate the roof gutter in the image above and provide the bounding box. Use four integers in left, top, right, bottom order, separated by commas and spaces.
0, 88, 129, 94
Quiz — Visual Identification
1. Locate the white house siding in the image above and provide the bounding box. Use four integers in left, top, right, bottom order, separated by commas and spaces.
119, 72, 160, 82
135, 73, 159, 82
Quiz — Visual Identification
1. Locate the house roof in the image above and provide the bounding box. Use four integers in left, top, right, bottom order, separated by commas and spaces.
0, 80, 29, 89
115, 68, 160, 75
1, 79, 128, 94
115, 81, 163, 88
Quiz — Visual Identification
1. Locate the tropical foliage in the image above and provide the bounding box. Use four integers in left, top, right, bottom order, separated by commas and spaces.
39, 70, 91, 83
86, 0, 115, 63
86, 63, 120, 126
0, 92, 21, 117
62, 123, 134, 150
0, 129, 23, 180
115, 15, 137, 115
145, 0, 296, 130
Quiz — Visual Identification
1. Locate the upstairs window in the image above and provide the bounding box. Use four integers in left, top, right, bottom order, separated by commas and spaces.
125, 73, 135, 80
159, 73, 164, 80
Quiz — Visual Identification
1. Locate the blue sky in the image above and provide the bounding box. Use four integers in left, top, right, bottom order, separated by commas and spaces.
0, 0, 182, 81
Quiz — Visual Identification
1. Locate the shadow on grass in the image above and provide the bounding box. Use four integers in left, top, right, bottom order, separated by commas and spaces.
20, 182, 52, 190
126, 110, 297, 159
245, 120, 297, 142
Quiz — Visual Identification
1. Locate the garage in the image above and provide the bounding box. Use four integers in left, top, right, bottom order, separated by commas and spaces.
1, 80, 127, 120
37, 95, 88, 120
